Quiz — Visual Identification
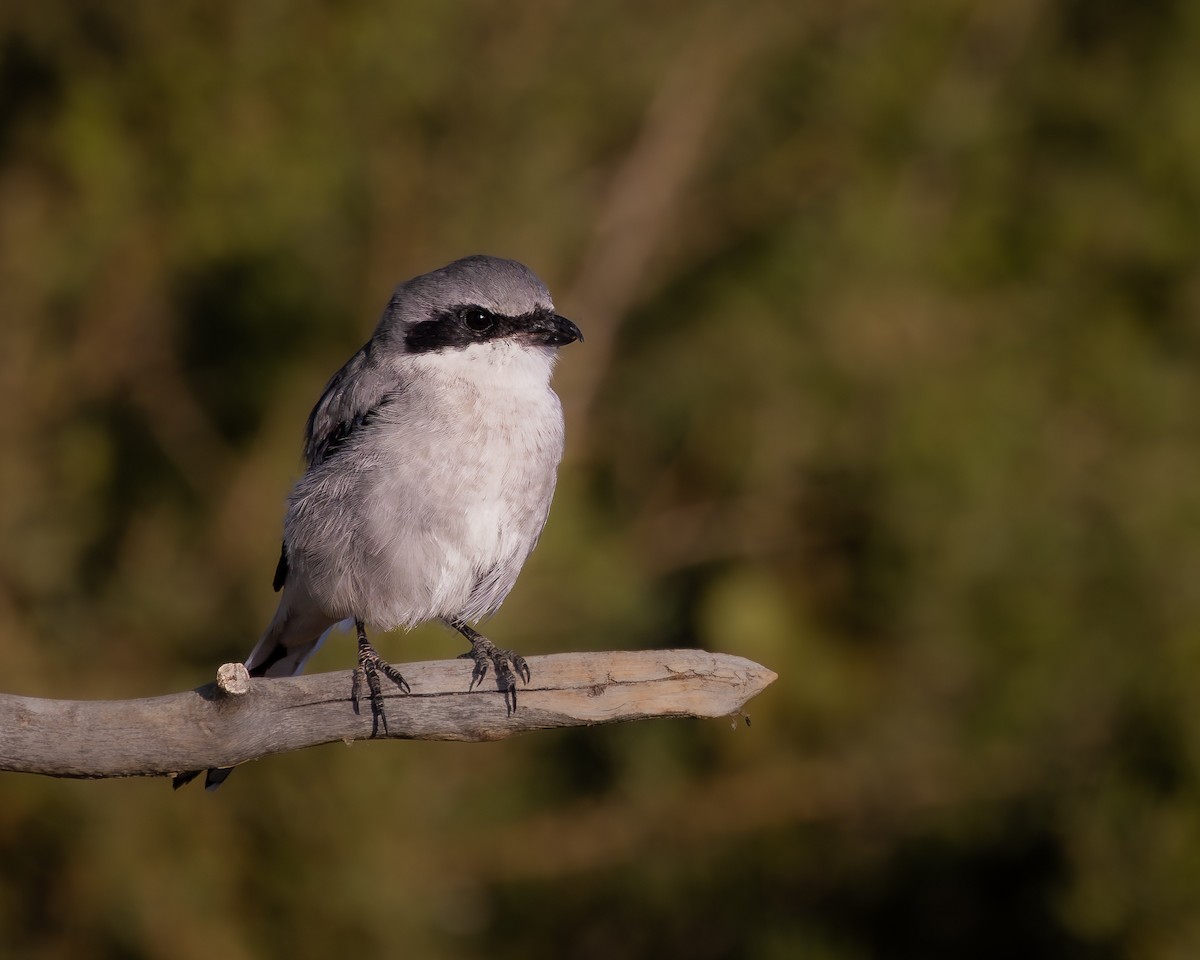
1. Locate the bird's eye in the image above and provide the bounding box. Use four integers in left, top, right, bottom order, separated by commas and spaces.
464, 308, 495, 333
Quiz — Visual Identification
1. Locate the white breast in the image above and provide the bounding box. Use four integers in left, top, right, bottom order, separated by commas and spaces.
287, 339, 566, 630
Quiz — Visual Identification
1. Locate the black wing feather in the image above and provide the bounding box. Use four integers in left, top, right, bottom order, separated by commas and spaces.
272, 542, 288, 592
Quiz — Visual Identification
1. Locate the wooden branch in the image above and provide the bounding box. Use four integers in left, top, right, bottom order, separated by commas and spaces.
0, 650, 776, 782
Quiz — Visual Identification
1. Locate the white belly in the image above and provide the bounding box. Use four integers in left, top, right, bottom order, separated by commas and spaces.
284, 369, 565, 630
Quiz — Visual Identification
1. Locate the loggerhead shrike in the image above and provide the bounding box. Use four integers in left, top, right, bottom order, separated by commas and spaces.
175, 255, 582, 789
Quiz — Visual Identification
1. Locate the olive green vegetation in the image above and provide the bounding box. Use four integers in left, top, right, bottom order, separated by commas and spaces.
2, 1, 1199, 957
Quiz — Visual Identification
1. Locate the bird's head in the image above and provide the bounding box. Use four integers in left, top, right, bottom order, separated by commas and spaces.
379, 256, 583, 367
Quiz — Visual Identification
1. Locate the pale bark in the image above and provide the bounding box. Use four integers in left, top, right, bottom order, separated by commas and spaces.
0, 650, 776, 782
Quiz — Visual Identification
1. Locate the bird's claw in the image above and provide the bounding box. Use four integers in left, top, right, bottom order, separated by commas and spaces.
353, 627, 409, 736
460, 650, 490, 691
460, 635, 529, 714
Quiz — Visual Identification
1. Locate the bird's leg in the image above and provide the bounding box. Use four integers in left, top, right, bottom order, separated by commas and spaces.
446, 618, 530, 714
351, 618, 410, 735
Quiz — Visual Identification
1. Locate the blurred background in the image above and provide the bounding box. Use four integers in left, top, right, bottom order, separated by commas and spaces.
2, 1, 1199, 957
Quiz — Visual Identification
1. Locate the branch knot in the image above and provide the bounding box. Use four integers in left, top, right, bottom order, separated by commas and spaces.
216, 662, 251, 696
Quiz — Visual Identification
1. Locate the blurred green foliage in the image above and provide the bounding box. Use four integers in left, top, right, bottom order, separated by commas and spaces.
2, 0, 1200, 957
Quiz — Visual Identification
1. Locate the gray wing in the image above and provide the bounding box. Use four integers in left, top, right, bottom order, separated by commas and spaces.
273, 345, 405, 592
303, 346, 404, 467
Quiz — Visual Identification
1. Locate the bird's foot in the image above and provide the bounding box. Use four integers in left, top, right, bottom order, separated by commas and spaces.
457, 631, 530, 715
351, 621, 409, 735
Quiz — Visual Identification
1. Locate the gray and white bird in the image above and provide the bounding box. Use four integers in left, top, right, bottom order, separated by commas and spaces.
176, 255, 581, 789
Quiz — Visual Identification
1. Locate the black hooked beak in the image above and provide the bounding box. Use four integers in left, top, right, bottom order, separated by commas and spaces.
529, 311, 584, 346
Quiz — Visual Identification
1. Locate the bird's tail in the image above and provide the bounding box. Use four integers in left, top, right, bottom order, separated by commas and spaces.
173, 590, 341, 791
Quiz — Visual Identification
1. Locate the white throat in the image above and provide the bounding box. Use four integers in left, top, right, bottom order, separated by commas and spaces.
407, 339, 559, 391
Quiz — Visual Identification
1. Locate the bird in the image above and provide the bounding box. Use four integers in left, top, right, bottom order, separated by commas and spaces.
174, 255, 582, 790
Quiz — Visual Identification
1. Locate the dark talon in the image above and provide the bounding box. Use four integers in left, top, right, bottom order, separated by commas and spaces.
445, 618, 529, 714
376, 658, 411, 695
353, 618, 409, 735
460, 648, 490, 690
